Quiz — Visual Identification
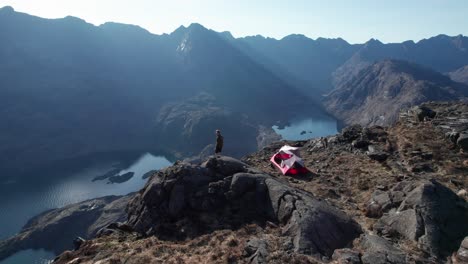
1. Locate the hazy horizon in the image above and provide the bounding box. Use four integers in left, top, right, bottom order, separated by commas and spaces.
1, 0, 467, 44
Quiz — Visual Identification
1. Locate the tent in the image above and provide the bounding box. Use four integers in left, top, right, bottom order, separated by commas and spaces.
270, 145, 309, 175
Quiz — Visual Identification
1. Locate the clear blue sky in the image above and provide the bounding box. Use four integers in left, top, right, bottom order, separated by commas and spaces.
1, 0, 467, 43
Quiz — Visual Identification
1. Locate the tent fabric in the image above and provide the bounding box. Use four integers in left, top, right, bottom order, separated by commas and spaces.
270, 145, 309, 175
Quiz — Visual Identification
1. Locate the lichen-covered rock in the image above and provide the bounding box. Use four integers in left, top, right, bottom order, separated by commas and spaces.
126, 156, 362, 257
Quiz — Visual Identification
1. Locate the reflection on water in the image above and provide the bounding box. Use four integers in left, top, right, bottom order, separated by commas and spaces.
0, 153, 172, 264
273, 116, 338, 140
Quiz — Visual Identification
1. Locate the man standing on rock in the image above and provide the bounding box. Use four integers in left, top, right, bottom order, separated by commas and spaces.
215, 129, 224, 156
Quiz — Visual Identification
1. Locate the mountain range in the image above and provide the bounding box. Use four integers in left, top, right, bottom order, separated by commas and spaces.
0, 5, 467, 175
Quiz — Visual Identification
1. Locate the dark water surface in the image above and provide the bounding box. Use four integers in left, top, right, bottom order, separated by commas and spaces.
0, 153, 172, 264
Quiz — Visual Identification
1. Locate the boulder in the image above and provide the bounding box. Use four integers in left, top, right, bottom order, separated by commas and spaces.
360, 234, 407, 264
126, 156, 362, 257
73, 237, 85, 250
374, 180, 468, 257
445, 131, 460, 144
409, 106, 436, 122
244, 238, 268, 264
340, 125, 363, 142
365, 185, 407, 218
352, 137, 370, 149
332, 248, 361, 264
457, 132, 468, 150
366, 145, 389, 161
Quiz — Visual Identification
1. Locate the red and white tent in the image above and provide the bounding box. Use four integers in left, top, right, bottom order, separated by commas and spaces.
270, 145, 309, 175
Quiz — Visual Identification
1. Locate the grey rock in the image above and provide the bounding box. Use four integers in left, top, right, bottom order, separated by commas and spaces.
366, 202, 383, 218
73, 237, 85, 250
366, 145, 389, 161
332, 248, 361, 264
352, 137, 370, 149
168, 184, 185, 217
127, 157, 362, 257
457, 237, 468, 263
341, 125, 363, 142
366, 188, 407, 218
360, 234, 407, 264
410, 105, 436, 122
201, 156, 249, 176
374, 180, 468, 257
245, 238, 268, 264
457, 132, 468, 150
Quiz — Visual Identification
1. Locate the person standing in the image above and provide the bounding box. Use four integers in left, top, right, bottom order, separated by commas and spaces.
215, 129, 224, 155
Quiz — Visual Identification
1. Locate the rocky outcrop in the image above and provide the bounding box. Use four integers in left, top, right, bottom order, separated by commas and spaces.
374, 180, 468, 257
0, 195, 131, 261
127, 156, 362, 257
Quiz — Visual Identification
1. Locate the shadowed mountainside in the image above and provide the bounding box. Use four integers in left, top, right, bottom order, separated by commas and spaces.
0, 6, 311, 174
324, 60, 468, 127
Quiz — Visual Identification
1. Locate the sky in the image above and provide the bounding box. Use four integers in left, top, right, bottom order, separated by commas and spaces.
0, 0, 467, 44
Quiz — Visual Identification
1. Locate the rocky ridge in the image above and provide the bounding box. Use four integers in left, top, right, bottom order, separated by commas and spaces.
1, 102, 467, 263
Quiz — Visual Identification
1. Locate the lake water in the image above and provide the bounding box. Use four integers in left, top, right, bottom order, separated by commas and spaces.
273, 116, 338, 140
0, 153, 172, 264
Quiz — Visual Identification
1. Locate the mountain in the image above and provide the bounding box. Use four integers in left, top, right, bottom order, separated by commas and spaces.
449, 65, 468, 85
236, 34, 360, 94
0, 6, 311, 174
324, 60, 468, 126
333, 35, 468, 88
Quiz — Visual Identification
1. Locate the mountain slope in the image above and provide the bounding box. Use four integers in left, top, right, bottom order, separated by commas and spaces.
0, 6, 311, 174
237, 34, 360, 93
333, 35, 468, 88
324, 60, 468, 126
449, 65, 468, 85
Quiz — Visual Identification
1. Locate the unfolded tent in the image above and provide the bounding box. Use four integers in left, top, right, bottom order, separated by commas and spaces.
270, 145, 309, 175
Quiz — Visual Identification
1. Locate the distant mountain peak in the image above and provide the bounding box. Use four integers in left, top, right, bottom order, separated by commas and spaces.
365, 38, 384, 46
99, 22, 150, 35
281, 34, 309, 41
187, 23, 208, 31
0, 6, 14, 12
219, 31, 234, 40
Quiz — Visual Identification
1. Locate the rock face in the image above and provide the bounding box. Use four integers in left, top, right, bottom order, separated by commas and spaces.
127, 156, 362, 257
0, 195, 131, 261
374, 180, 468, 257
324, 60, 468, 127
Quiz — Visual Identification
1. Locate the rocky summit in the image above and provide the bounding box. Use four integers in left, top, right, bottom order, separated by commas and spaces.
1, 101, 467, 264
